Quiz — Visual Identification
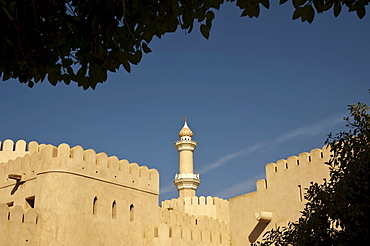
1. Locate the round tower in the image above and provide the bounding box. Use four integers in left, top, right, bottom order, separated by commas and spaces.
173, 117, 201, 197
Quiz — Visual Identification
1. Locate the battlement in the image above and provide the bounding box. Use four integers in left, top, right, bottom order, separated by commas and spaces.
0, 139, 41, 164
144, 223, 229, 245
0, 140, 159, 194
158, 207, 228, 230
144, 207, 229, 245
161, 196, 229, 222
162, 196, 228, 208
0, 203, 37, 224
0, 203, 37, 245
256, 146, 331, 192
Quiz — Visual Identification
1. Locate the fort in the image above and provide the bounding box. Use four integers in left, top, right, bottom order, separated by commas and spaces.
0, 119, 330, 245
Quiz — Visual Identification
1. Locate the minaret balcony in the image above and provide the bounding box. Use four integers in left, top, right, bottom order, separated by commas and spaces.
173, 173, 201, 191
174, 173, 200, 180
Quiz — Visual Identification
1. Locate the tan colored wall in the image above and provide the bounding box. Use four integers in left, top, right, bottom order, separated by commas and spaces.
144, 207, 230, 246
0, 204, 37, 246
229, 146, 331, 245
0, 139, 41, 164
35, 172, 158, 245
162, 196, 229, 223
0, 141, 160, 246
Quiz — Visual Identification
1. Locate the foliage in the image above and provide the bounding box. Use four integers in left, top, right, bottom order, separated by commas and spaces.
0, 1, 368, 89
254, 102, 370, 245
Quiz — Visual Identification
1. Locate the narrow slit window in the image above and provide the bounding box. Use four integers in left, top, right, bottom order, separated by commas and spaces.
112, 201, 117, 219
93, 197, 98, 215
298, 185, 303, 202
130, 204, 134, 221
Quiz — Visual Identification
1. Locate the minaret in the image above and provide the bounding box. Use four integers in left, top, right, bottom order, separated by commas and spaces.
173, 117, 201, 197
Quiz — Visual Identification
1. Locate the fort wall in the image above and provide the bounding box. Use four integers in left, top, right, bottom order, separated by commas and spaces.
161, 196, 229, 222
229, 146, 331, 245
0, 140, 161, 245
0, 141, 159, 208
0, 204, 37, 246
0, 138, 332, 246
144, 207, 230, 245
0, 139, 41, 164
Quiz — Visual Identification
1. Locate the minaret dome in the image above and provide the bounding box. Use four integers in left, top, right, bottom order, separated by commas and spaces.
179, 117, 193, 140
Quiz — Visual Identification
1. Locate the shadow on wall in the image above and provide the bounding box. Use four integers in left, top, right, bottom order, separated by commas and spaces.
248, 221, 269, 244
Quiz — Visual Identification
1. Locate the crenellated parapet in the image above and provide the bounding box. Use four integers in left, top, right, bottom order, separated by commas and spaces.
0, 203, 37, 245
161, 196, 229, 223
256, 146, 331, 193
143, 207, 229, 246
0, 139, 41, 164
0, 140, 159, 194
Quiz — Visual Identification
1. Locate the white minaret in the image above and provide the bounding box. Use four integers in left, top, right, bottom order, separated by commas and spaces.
173, 117, 200, 197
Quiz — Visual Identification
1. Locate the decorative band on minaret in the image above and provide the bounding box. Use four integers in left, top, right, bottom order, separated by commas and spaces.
173, 117, 201, 197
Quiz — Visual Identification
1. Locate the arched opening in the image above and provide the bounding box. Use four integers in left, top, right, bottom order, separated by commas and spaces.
130, 204, 134, 221
93, 197, 98, 215
112, 201, 117, 219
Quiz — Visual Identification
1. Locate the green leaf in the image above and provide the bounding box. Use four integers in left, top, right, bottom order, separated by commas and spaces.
8, 1, 16, 12
252, 5, 260, 18
122, 59, 131, 73
323, 2, 333, 11
2, 71, 12, 81
27, 81, 34, 88
293, 7, 303, 20
63, 75, 71, 85
206, 11, 215, 20
357, 7, 366, 19
62, 58, 73, 67
142, 29, 154, 43
261, 0, 270, 9
200, 24, 210, 39
306, 5, 315, 23
241, 9, 249, 17
76, 67, 86, 81
142, 43, 152, 54
130, 50, 142, 65
48, 72, 58, 86
334, 3, 342, 17
293, 0, 307, 8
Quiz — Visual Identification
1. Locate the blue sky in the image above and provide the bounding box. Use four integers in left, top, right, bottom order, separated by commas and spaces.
1, 3, 369, 202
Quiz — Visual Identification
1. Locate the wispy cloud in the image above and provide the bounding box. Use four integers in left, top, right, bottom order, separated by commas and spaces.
161, 113, 345, 196
213, 113, 345, 198
195, 141, 267, 174
196, 113, 345, 175
274, 114, 344, 144
161, 181, 175, 194
214, 172, 265, 198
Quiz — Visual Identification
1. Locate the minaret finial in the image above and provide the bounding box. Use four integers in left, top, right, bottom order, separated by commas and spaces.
179, 117, 193, 139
